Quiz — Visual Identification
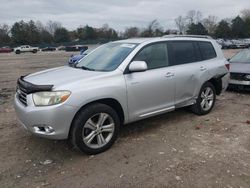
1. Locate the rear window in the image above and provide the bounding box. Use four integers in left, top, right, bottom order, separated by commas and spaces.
169, 41, 197, 65
198, 42, 217, 60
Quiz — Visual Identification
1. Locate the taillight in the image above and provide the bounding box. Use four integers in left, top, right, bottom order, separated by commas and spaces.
225, 63, 230, 70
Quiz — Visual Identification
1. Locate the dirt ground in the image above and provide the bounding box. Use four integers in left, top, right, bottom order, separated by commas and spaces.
0, 49, 250, 188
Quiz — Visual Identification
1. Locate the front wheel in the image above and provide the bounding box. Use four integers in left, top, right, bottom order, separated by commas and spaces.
70, 103, 120, 155
191, 82, 216, 115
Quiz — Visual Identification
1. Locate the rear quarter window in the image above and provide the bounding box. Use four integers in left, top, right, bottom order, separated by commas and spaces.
198, 42, 217, 60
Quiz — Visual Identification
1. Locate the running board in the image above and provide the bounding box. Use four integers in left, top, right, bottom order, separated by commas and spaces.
139, 106, 175, 118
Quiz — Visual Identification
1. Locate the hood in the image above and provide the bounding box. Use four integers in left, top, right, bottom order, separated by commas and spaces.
24, 66, 107, 87
230, 62, 250, 74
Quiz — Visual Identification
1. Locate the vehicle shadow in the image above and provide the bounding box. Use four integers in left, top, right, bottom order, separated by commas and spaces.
120, 108, 190, 137
23, 108, 191, 157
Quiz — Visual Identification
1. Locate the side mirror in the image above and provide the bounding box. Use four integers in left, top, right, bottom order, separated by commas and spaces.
129, 61, 147, 73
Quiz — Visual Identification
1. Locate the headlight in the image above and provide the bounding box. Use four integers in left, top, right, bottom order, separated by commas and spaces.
245, 75, 250, 80
33, 91, 71, 106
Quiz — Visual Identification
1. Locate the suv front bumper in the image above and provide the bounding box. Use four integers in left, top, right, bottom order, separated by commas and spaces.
14, 94, 78, 140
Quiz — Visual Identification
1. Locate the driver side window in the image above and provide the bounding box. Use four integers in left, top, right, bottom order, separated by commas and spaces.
133, 43, 169, 70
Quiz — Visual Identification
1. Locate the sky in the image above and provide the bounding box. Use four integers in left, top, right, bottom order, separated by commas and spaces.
0, 0, 249, 31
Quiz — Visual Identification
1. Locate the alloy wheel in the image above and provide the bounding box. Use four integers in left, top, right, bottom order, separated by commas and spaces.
200, 87, 214, 111
82, 113, 115, 149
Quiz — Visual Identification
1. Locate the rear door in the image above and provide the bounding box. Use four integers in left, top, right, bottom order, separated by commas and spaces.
168, 41, 206, 107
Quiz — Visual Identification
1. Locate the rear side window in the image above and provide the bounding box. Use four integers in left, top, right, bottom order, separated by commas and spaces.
133, 43, 168, 69
169, 41, 197, 65
198, 42, 217, 60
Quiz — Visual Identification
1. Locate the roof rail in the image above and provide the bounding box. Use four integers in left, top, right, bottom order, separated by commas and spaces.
162, 35, 213, 39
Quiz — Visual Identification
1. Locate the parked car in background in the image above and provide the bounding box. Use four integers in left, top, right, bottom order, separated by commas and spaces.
57, 46, 66, 51
0, 46, 12, 53
14, 45, 38, 54
231, 40, 248, 49
216, 39, 250, 49
65, 45, 88, 52
68, 48, 89, 66
41, 47, 56, 52
229, 49, 250, 90
14, 36, 229, 154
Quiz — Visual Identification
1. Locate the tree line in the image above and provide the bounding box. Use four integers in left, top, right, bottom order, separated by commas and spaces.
175, 9, 250, 38
0, 9, 250, 47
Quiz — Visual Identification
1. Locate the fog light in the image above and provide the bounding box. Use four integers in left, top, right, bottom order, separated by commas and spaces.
44, 126, 54, 133
34, 125, 54, 133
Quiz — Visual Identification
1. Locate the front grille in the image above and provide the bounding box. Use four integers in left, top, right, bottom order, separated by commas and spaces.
230, 73, 246, 81
17, 85, 28, 106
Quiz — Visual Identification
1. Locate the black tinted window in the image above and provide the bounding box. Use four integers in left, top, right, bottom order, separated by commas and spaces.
170, 41, 196, 65
133, 43, 168, 69
199, 42, 216, 60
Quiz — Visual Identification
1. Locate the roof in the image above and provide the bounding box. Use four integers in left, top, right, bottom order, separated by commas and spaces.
115, 35, 214, 44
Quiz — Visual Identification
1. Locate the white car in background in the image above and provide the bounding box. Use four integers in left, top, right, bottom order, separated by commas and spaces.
14, 45, 39, 54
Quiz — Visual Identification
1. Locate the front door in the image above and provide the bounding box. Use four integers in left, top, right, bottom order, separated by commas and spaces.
124, 42, 175, 121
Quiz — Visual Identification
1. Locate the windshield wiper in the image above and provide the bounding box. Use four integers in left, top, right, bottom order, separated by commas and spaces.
76, 66, 96, 71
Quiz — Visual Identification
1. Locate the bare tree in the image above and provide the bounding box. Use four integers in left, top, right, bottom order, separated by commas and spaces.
0, 24, 11, 45
124, 27, 140, 38
142, 19, 164, 37
46, 20, 62, 35
175, 16, 186, 34
149, 20, 163, 33
202, 15, 218, 35
195, 11, 203, 23
186, 10, 196, 24
241, 9, 250, 20
186, 10, 202, 24
35, 21, 44, 32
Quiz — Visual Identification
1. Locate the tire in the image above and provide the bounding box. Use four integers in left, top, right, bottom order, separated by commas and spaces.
15, 50, 20, 54
70, 103, 120, 155
190, 82, 216, 115
32, 49, 37, 53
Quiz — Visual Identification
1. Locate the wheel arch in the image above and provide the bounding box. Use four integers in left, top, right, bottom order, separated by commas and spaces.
207, 76, 222, 95
69, 98, 125, 138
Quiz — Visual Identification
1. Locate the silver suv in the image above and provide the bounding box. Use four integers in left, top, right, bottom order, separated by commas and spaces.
14, 36, 230, 154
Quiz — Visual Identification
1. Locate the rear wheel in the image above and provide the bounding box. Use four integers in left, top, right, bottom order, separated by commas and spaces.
15, 50, 20, 54
70, 103, 120, 155
191, 82, 216, 115
32, 49, 37, 53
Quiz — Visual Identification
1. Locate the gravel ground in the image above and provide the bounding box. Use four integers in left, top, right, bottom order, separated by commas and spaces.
0, 49, 250, 188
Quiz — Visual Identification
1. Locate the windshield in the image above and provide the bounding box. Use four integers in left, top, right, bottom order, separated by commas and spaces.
76, 42, 137, 71
230, 50, 250, 63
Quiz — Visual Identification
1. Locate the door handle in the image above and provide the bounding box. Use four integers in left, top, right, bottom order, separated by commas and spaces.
165, 72, 174, 78
200, 66, 206, 71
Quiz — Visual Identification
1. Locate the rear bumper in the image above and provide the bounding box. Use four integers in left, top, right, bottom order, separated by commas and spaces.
229, 79, 250, 86
221, 73, 230, 92
14, 94, 78, 140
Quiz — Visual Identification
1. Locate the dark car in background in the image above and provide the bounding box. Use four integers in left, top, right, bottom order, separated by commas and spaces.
65, 45, 88, 52
41, 47, 56, 52
229, 49, 250, 90
0, 46, 12, 53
